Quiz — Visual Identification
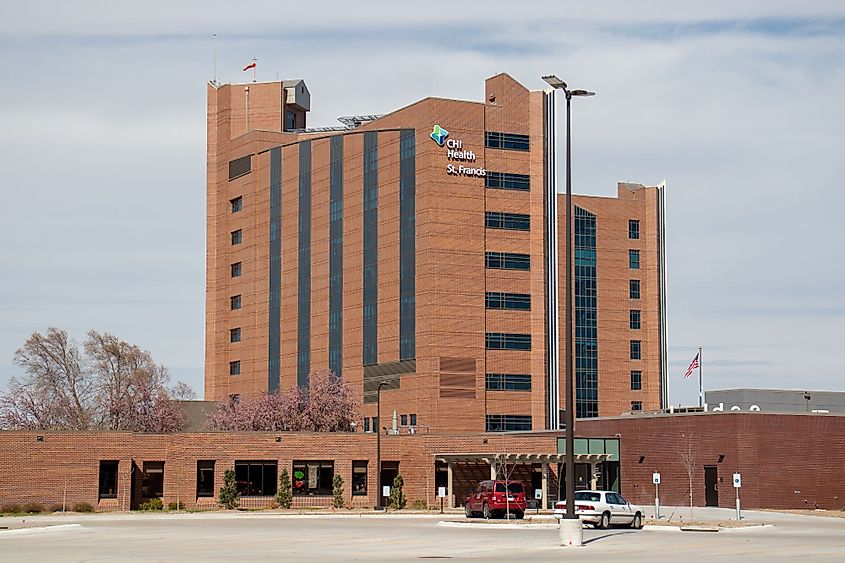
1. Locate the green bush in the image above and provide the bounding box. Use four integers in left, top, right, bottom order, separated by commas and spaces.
388, 474, 406, 510
139, 498, 164, 511
22, 502, 44, 514
218, 468, 240, 510
49, 503, 65, 513
1, 504, 22, 514
167, 501, 185, 511
332, 474, 344, 509
73, 502, 94, 513
276, 468, 292, 509
410, 499, 428, 510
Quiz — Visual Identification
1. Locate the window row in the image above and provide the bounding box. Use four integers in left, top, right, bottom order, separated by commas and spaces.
485, 251, 530, 271
485, 131, 530, 151
485, 292, 531, 310
485, 373, 531, 391
485, 211, 530, 231
99, 459, 371, 500
486, 414, 532, 432
486, 332, 531, 351
485, 171, 530, 191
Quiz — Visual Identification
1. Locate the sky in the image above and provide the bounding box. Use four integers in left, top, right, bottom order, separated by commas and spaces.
0, 1, 843, 407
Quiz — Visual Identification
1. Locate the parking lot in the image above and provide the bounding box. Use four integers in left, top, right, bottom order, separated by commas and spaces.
1, 508, 844, 561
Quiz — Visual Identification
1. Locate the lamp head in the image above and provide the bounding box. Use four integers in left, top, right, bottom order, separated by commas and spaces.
542, 74, 567, 90
571, 90, 596, 97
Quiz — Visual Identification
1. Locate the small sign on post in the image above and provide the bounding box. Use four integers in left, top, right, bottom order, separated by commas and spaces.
383, 485, 391, 498
652, 472, 661, 519
437, 486, 446, 514
733, 473, 742, 521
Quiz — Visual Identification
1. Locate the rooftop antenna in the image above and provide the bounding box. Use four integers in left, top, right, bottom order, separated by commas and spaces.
212, 33, 217, 85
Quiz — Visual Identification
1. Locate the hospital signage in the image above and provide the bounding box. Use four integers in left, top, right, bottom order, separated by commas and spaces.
430, 125, 486, 178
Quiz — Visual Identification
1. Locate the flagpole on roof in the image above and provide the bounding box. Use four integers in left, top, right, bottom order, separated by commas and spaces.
699, 347, 703, 408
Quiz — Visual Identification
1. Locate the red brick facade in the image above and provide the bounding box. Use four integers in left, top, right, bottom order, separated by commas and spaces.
2, 413, 842, 512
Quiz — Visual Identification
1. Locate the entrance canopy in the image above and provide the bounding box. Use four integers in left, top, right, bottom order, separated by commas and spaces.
434, 452, 612, 509
435, 452, 610, 464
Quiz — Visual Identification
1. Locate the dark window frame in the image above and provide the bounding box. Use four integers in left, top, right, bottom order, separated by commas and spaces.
230, 196, 243, 213
630, 310, 641, 329
228, 155, 252, 181
231, 229, 243, 246
234, 460, 277, 497
628, 219, 640, 240
631, 401, 643, 411
485, 171, 530, 191
628, 249, 640, 270
230, 327, 241, 343
141, 461, 165, 499
485, 292, 531, 311
229, 360, 241, 376
629, 280, 641, 300
486, 373, 532, 391
485, 252, 530, 271
231, 262, 242, 278
630, 370, 642, 391
485, 332, 532, 351
292, 461, 335, 496
196, 460, 215, 498
485, 131, 530, 151
230, 295, 242, 310
352, 461, 368, 496
485, 211, 530, 231
630, 340, 642, 360
98, 460, 119, 500
485, 414, 532, 432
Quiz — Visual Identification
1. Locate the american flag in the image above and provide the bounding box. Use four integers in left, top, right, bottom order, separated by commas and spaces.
684, 353, 700, 379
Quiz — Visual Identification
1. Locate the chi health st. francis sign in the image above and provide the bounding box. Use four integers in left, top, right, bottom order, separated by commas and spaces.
430, 125, 487, 178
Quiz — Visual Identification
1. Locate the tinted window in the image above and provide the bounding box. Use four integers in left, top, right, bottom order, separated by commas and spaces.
485, 131, 530, 151
495, 482, 524, 493
228, 155, 252, 180
230, 196, 243, 213
575, 491, 601, 502
485, 172, 530, 191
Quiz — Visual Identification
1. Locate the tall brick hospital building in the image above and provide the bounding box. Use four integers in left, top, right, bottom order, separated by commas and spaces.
4, 73, 842, 515
205, 73, 668, 431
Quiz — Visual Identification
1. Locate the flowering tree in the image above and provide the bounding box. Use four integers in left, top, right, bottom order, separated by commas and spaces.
205, 369, 357, 432
0, 328, 191, 432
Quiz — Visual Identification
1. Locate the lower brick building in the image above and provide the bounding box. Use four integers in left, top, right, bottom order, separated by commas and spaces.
1, 413, 842, 513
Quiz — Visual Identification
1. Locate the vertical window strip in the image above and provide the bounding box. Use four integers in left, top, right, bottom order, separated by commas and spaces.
399, 129, 416, 360
297, 141, 312, 386
363, 132, 379, 365
575, 206, 598, 418
268, 147, 282, 392
329, 136, 344, 376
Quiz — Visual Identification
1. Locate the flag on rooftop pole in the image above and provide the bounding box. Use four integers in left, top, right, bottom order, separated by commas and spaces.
684, 352, 699, 379
243, 58, 257, 82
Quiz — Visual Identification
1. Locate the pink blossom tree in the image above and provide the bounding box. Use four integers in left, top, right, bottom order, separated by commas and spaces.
205, 369, 357, 432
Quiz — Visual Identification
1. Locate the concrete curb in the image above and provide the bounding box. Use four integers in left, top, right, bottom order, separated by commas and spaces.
438, 521, 560, 530
0, 524, 82, 537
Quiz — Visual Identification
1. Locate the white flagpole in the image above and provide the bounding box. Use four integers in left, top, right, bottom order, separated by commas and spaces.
698, 347, 703, 408
252, 57, 257, 83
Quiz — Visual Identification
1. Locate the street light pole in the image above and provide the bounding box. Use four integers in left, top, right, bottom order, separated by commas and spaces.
375, 380, 389, 510
542, 74, 594, 547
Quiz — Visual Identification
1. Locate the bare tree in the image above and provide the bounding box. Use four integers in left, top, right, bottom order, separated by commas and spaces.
679, 433, 696, 519
0, 328, 192, 432
2, 328, 96, 429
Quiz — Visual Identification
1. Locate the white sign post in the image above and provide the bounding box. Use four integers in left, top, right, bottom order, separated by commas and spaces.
383, 485, 391, 498
437, 486, 446, 514
652, 472, 661, 519
733, 473, 742, 520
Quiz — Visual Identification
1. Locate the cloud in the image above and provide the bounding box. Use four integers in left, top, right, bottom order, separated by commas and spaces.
0, 2, 843, 407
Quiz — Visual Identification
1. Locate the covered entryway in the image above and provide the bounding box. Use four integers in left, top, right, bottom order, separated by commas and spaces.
434, 453, 611, 510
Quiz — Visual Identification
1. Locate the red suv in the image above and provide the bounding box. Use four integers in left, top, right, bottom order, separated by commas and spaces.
464, 480, 526, 519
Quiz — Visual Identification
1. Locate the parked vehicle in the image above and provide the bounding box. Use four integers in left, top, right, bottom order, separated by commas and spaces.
553, 490, 643, 529
464, 480, 527, 519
